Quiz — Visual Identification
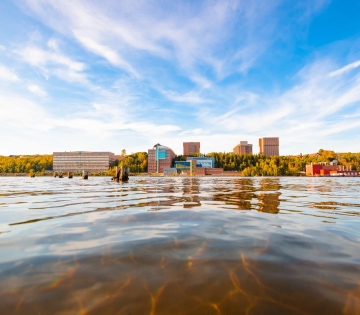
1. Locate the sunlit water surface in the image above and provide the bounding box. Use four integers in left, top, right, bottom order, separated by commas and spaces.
0, 176, 360, 314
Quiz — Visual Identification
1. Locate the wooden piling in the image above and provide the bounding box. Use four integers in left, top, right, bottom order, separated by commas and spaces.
82, 170, 88, 180
112, 166, 129, 182
54, 172, 58, 178
68, 172, 73, 179
59, 172, 63, 178
113, 167, 119, 182
120, 167, 130, 181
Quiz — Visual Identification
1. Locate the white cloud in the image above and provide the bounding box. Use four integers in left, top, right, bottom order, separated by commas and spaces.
0, 93, 51, 131
162, 91, 209, 104
27, 84, 48, 97
0, 88, 180, 141
0, 65, 19, 82
74, 33, 139, 77
328, 60, 360, 77
18, 0, 284, 84
14, 44, 91, 86
0, 45, 5, 51
187, 56, 360, 154
3, 0, 358, 155
16, 46, 86, 72
47, 38, 59, 51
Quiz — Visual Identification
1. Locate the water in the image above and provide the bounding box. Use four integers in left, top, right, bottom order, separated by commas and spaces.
0, 176, 360, 314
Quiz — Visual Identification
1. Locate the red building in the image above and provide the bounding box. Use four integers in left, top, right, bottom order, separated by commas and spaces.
148, 144, 176, 174
183, 142, 200, 155
306, 164, 359, 176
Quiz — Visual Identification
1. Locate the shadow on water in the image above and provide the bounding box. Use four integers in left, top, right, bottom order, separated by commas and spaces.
1, 177, 360, 314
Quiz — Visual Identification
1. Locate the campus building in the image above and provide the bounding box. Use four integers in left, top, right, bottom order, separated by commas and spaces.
148, 144, 176, 174
53, 151, 116, 172
174, 157, 222, 176
186, 157, 215, 168
233, 141, 253, 155
259, 137, 279, 156
183, 142, 200, 155
174, 160, 224, 176
306, 163, 359, 176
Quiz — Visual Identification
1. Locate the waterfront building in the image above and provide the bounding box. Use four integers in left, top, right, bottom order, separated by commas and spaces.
175, 159, 223, 176
164, 168, 177, 176
53, 151, 116, 172
183, 142, 200, 155
186, 156, 214, 168
175, 161, 196, 173
233, 141, 253, 155
148, 144, 176, 174
259, 137, 279, 156
306, 163, 359, 176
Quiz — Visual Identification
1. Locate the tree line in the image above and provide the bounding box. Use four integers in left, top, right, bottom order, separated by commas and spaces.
112, 151, 148, 174
0, 155, 53, 174
176, 149, 360, 176
1, 149, 359, 176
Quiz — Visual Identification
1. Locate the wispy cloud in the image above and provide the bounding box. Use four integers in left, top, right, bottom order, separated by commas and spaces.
328, 59, 360, 77
16, 46, 86, 72
0, 93, 50, 131
74, 33, 139, 77
1, 0, 359, 155
162, 91, 210, 104
189, 56, 360, 153
27, 84, 47, 97
19, 0, 287, 84
0, 65, 19, 82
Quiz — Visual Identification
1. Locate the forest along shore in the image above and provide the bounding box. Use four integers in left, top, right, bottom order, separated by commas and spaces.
1, 150, 359, 176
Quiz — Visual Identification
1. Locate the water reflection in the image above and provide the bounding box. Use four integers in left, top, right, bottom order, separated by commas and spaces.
258, 192, 281, 214
0, 176, 360, 314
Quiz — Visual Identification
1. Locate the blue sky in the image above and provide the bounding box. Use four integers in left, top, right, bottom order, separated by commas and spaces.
0, 0, 360, 156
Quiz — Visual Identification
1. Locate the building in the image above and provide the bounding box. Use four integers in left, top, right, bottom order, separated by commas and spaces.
175, 158, 223, 176
183, 142, 200, 155
306, 163, 359, 176
174, 161, 224, 176
164, 168, 177, 176
186, 157, 214, 168
53, 151, 116, 172
148, 144, 176, 174
233, 141, 253, 155
259, 137, 279, 156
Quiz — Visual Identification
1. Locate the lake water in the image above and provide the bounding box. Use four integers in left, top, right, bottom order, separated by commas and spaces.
0, 176, 360, 314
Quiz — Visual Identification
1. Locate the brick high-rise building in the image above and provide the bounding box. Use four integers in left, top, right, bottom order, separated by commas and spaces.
233, 141, 253, 155
259, 137, 279, 156
148, 144, 176, 173
183, 142, 200, 155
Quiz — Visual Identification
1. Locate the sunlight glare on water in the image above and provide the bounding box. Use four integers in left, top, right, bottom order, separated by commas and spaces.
0, 176, 360, 314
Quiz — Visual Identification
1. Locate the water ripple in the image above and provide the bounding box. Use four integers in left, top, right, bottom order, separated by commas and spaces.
0, 176, 360, 314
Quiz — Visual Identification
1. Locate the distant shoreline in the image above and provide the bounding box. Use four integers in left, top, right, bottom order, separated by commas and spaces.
1, 174, 359, 178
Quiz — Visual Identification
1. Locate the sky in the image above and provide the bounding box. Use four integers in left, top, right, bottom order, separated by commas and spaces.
0, 0, 360, 156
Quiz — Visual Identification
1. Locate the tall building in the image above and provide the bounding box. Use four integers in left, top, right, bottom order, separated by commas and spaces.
183, 142, 200, 155
148, 144, 176, 173
233, 141, 253, 154
259, 137, 279, 156
53, 151, 116, 172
